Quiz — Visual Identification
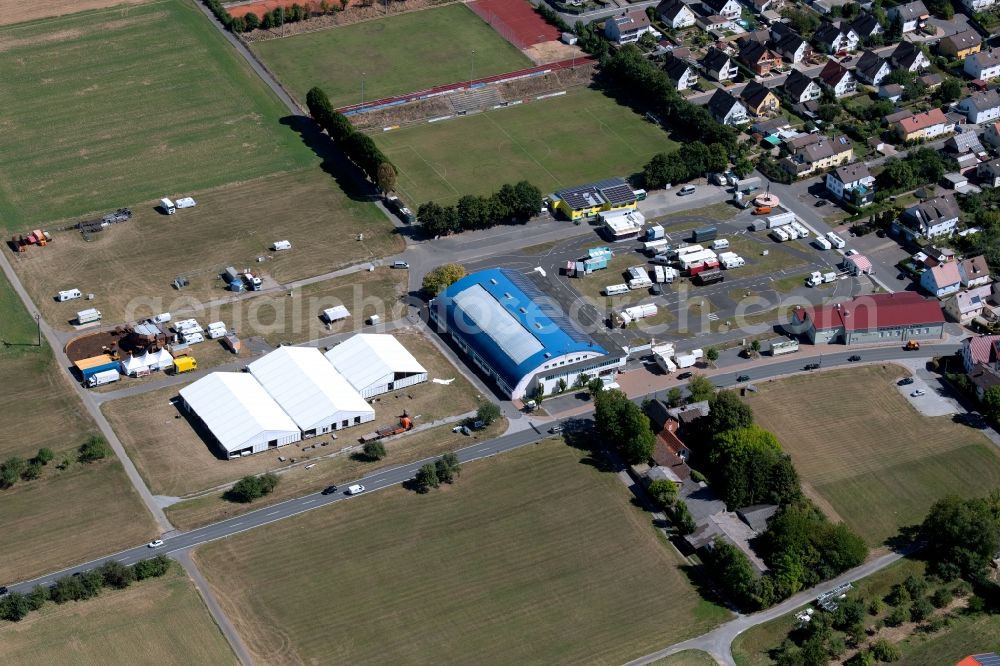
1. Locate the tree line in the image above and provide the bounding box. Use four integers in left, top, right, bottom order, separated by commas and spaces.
0, 555, 171, 622
417, 181, 543, 238
2, 435, 110, 492
200, 0, 354, 34
306, 87, 398, 192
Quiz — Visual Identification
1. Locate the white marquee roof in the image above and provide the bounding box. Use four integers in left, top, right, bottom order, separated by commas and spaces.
249, 346, 372, 430
324, 334, 427, 391
179, 373, 298, 453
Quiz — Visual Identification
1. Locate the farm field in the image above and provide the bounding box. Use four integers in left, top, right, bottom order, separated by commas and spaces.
194, 439, 731, 664
0, 0, 314, 229
0, 271, 156, 583
13, 169, 401, 330
0, 0, 150, 26
0, 566, 237, 666
252, 3, 531, 108
747, 365, 1000, 545
375, 86, 676, 206
103, 327, 481, 498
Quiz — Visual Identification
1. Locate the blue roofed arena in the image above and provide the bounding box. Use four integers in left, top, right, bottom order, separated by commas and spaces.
429, 268, 624, 400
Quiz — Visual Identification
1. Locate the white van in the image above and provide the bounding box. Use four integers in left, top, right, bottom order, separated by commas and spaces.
152, 312, 172, 324
182, 331, 205, 344
712, 239, 730, 251
346, 484, 366, 495
650, 254, 673, 266
57, 289, 82, 302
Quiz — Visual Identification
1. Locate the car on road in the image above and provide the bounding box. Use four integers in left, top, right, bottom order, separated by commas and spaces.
848, 355, 862, 362
346, 484, 366, 495
898, 377, 915, 386
804, 363, 820, 370
392, 261, 410, 269
676, 371, 692, 380
549, 424, 564, 434
321, 484, 338, 495
0, 586, 8, 596
737, 374, 751, 382
814, 200, 828, 207
677, 185, 697, 196
910, 389, 926, 397
147, 539, 164, 549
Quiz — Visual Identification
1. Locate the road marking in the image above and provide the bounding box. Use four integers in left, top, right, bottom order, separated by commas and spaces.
303, 499, 315, 504
707, 313, 720, 321
266, 511, 280, 516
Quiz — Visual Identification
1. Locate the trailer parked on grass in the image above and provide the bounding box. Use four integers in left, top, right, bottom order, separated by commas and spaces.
272, 240, 291, 251
614, 303, 657, 327
159, 198, 176, 215
57, 289, 82, 302
604, 284, 630, 296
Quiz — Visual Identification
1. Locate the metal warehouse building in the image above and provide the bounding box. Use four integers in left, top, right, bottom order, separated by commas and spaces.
429, 268, 623, 400
179, 372, 301, 459
324, 334, 428, 398
248, 346, 375, 438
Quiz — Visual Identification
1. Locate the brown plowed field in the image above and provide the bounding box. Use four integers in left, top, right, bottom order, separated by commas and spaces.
0, 0, 150, 27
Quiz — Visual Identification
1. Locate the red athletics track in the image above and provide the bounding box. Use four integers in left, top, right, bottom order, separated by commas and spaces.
467, 0, 560, 48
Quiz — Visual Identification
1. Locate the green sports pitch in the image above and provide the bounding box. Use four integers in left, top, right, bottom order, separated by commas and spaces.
0, 0, 315, 230
252, 3, 532, 109
375, 87, 677, 206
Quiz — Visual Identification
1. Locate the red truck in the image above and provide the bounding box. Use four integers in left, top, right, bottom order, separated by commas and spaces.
358, 416, 413, 443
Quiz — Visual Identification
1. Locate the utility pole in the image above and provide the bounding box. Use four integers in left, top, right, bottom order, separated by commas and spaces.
470, 50, 476, 84
361, 72, 365, 106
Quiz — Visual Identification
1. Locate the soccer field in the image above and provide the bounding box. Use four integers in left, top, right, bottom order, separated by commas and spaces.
253, 3, 532, 108
0, 0, 314, 229
376, 87, 676, 205
194, 440, 730, 664
747, 365, 1000, 545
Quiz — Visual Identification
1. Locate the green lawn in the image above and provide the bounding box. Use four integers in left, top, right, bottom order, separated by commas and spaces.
253, 3, 532, 108
0, 0, 314, 229
376, 86, 676, 205
748, 366, 1000, 545
194, 440, 730, 664
0, 566, 237, 666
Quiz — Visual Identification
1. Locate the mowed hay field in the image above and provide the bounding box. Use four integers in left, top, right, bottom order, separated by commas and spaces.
194, 440, 730, 665
376, 87, 676, 206
0, 566, 236, 666
0, 272, 155, 582
13, 169, 402, 330
0, 0, 150, 26
0, 0, 314, 229
103, 327, 479, 497
746, 365, 1000, 545
253, 3, 532, 108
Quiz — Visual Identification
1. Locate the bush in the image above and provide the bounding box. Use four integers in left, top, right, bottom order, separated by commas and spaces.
20, 460, 42, 481
475, 402, 502, 427
225, 473, 279, 503
414, 463, 439, 493
34, 448, 54, 465
0, 592, 31, 622
910, 596, 934, 622
647, 479, 678, 509
870, 638, 901, 662
79, 435, 111, 463
884, 604, 910, 627
100, 560, 135, 590
133, 555, 171, 581
362, 440, 386, 461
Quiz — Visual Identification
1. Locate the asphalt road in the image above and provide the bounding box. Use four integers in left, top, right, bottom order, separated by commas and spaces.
4, 341, 961, 594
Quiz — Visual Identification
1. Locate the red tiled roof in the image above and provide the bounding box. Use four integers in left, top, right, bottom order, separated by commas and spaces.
898, 108, 948, 134
652, 420, 691, 479
965, 334, 1000, 367
804, 292, 944, 332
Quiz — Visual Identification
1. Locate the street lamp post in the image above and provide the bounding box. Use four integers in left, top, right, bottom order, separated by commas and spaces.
360, 72, 365, 106
470, 50, 476, 84
35, 313, 40, 347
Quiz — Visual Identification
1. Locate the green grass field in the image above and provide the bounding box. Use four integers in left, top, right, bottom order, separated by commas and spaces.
0, 0, 314, 229
194, 440, 730, 664
375, 86, 676, 206
747, 366, 1000, 545
0, 566, 237, 666
252, 4, 532, 108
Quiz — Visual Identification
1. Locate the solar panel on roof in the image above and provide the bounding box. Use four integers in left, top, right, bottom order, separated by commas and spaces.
600, 183, 637, 206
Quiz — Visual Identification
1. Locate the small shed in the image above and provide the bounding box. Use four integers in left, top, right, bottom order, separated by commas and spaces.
322, 305, 350, 323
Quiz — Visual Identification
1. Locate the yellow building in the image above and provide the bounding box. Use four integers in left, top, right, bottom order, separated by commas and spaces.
938, 29, 981, 60
552, 178, 638, 221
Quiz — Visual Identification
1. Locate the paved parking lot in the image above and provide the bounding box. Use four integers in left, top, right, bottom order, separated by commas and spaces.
891, 360, 963, 417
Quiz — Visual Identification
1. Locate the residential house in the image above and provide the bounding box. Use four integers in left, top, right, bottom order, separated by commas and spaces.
920, 261, 963, 297
656, 0, 697, 28
854, 50, 893, 86
775, 32, 811, 64
879, 83, 904, 102
969, 364, 1000, 400
960, 255, 991, 288
749, 0, 776, 14
895, 108, 954, 142
919, 245, 956, 267
890, 41, 930, 72
983, 122, 1000, 149
665, 55, 698, 91
938, 30, 982, 60
978, 158, 1000, 187
741, 80, 781, 115
944, 131, 986, 155
944, 285, 993, 323
812, 22, 860, 53
707, 89, 749, 126
956, 89, 1000, 124
783, 69, 822, 104
702, 48, 739, 81
818, 60, 856, 97
964, 50, 1000, 81
888, 0, 929, 33
962, 334, 1000, 373
919, 72, 943, 89
898, 194, 961, 239
790, 292, 945, 345
605, 9, 654, 44
739, 28, 771, 45
702, 0, 742, 20
825, 162, 876, 206
886, 109, 914, 124
850, 13, 883, 44
652, 418, 692, 480
698, 14, 738, 31
738, 40, 783, 76
781, 134, 853, 177
956, 0, 998, 14
955, 153, 980, 175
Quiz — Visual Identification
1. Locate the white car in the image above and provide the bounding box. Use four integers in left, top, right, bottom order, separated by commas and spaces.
147, 539, 164, 548
910, 389, 926, 397
677, 185, 697, 196
346, 484, 366, 495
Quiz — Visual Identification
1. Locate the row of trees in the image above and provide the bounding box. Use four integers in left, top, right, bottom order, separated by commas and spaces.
1, 448, 53, 489
417, 181, 543, 238
643, 142, 732, 190
593, 388, 655, 465
0, 555, 171, 622
413, 453, 461, 492
225, 472, 279, 503
876, 147, 955, 195
306, 86, 398, 192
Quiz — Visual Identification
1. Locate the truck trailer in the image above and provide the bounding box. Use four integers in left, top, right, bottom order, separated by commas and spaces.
613, 303, 657, 327
76, 308, 102, 325
87, 369, 120, 388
